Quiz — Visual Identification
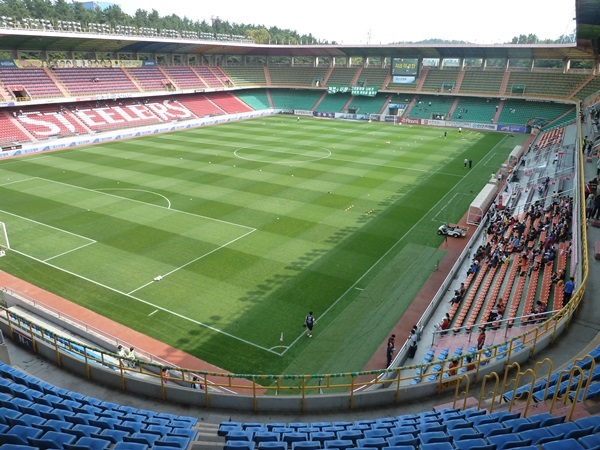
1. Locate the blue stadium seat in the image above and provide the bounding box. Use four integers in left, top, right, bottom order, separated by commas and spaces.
391, 427, 418, 438
272, 427, 294, 434
386, 435, 419, 447
122, 434, 160, 447
96, 429, 129, 444
574, 416, 600, 430
282, 432, 308, 446
386, 446, 418, 450
364, 429, 391, 439
564, 426, 593, 440
158, 434, 191, 448
227, 430, 255, 442
546, 422, 580, 436
113, 442, 149, 450
0, 425, 43, 445
579, 433, 600, 449
310, 431, 336, 445
257, 443, 286, 450
469, 415, 500, 426
419, 443, 454, 450
169, 428, 198, 441
0, 407, 23, 425
540, 438, 586, 450
7, 413, 45, 428
487, 434, 532, 449
475, 422, 509, 436
34, 418, 71, 433
356, 437, 387, 449
254, 431, 279, 443
517, 427, 554, 444
145, 424, 172, 437
89, 417, 120, 430
419, 432, 451, 445
445, 418, 472, 429
28, 430, 77, 449
64, 436, 112, 450
448, 429, 483, 441
21, 403, 53, 417
224, 442, 256, 450
292, 442, 320, 450
337, 429, 363, 443
324, 439, 354, 450
40, 409, 70, 421
219, 423, 243, 436
135, 433, 165, 447
453, 438, 489, 450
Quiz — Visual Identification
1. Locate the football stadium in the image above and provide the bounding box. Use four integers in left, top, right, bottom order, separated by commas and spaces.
0, 0, 598, 447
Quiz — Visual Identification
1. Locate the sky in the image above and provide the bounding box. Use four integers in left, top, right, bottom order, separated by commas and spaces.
116, 0, 577, 45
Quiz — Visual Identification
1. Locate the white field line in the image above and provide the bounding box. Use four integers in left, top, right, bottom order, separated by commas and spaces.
8, 245, 279, 354
37, 177, 256, 232
96, 188, 172, 209
233, 146, 332, 164
281, 134, 510, 354
0, 177, 35, 188
431, 193, 472, 222
44, 241, 97, 262
0, 209, 96, 243
128, 228, 256, 295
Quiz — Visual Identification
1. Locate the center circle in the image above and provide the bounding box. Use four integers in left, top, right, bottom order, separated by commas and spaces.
234, 146, 331, 164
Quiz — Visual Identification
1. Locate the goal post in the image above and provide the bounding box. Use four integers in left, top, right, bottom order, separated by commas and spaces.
0, 222, 9, 254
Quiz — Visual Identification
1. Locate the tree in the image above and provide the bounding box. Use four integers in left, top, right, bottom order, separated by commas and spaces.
0, 0, 30, 20
247, 28, 269, 44
53, 0, 74, 21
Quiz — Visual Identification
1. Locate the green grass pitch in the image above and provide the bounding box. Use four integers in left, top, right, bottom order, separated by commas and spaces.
0, 116, 521, 377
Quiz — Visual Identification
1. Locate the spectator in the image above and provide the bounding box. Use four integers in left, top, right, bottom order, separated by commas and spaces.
448, 359, 458, 376
387, 334, 396, 350
563, 278, 575, 304
477, 327, 486, 350
126, 347, 136, 367
386, 343, 394, 367
586, 194, 595, 219
466, 355, 476, 371
117, 345, 126, 365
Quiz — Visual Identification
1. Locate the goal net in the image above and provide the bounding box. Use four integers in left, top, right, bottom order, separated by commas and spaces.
0, 222, 9, 256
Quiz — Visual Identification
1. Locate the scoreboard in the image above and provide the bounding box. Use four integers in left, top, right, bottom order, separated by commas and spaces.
391, 57, 419, 84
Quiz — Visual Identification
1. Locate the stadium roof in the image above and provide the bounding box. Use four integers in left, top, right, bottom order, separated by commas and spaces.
0, 3, 598, 62
0, 28, 595, 60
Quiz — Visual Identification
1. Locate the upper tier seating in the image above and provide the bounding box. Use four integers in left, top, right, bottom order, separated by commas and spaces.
458, 70, 505, 95
127, 67, 170, 92
0, 68, 63, 99
161, 67, 207, 90
52, 68, 138, 95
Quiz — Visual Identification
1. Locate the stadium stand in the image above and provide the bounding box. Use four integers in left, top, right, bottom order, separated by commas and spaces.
458, 69, 506, 96
269, 90, 323, 110
420, 68, 461, 93
0, 67, 64, 99
52, 67, 138, 95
